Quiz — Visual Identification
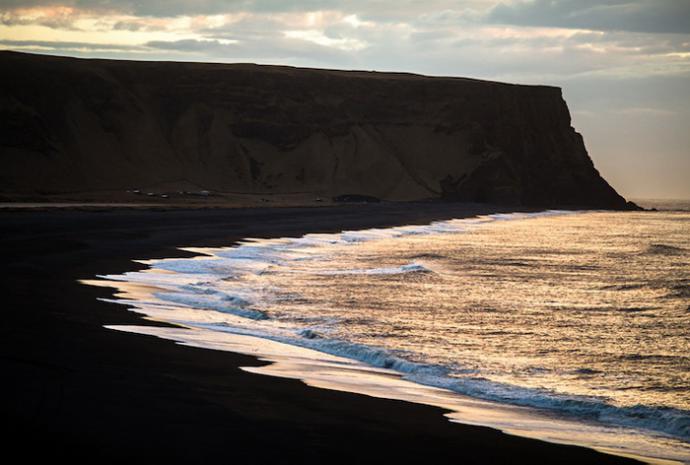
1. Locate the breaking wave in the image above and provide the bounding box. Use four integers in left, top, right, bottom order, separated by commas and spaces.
197, 321, 690, 441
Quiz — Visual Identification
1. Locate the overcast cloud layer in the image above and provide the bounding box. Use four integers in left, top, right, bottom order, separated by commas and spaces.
1, 0, 688, 198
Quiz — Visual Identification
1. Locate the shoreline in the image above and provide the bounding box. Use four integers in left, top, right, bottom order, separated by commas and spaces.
1, 203, 644, 463
100, 324, 679, 465
89, 210, 687, 464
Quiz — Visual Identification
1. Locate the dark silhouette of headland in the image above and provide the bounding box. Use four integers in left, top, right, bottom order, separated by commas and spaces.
0, 51, 636, 209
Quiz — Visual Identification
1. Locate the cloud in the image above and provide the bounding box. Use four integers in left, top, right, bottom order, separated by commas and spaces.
145, 34, 356, 67
2, 0, 689, 36
614, 106, 677, 117
0, 1, 494, 21
0, 38, 144, 52
488, 0, 690, 34
1, 5, 83, 29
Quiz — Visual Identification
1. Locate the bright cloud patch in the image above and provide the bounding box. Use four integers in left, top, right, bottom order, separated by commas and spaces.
284, 29, 367, 50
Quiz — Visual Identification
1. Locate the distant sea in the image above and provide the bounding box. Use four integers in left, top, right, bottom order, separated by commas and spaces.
92, 205, 690, 463
632, 198, 690, 211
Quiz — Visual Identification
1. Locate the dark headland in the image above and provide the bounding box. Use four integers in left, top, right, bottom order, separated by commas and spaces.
1, 51, 637, 209
1, 52, 642, 464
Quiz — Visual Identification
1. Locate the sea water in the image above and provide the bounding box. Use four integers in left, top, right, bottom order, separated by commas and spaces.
88, 203, 690, 463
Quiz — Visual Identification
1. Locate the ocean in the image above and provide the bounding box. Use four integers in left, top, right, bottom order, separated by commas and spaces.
88, 201, 690, 464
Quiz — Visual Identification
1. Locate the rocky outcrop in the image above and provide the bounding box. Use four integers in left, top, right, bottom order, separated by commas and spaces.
0, 51, 632, 208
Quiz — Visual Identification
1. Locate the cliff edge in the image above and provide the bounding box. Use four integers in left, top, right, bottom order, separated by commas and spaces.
0, 51, 632, 208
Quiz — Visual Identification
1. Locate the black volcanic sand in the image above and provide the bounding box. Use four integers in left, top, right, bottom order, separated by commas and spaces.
1, 203, 641, 464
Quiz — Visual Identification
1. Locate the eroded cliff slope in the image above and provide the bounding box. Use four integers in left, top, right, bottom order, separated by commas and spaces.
0, 51, 630, 208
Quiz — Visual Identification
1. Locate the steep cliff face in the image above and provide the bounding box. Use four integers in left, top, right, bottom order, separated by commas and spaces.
0, 51, 630, 208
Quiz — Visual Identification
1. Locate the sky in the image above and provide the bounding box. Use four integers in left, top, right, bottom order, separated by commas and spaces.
1, 1, 689, 199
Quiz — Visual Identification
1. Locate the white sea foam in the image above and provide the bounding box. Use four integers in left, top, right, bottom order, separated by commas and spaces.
153, 292, 268, 320
190, 320, 690, 442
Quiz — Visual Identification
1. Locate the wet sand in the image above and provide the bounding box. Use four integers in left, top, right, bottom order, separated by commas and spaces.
0, 203, 641, 464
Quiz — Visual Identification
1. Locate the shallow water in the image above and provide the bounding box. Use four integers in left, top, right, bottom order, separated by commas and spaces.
89, 208, 690, 463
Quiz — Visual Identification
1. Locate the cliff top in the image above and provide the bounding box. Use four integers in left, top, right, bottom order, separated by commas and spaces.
0, 50, 561, 91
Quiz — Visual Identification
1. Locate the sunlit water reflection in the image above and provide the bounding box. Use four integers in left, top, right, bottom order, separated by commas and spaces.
88, 209, 690, 463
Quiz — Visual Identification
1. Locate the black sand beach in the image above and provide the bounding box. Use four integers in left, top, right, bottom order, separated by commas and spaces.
1, 203, 641, 464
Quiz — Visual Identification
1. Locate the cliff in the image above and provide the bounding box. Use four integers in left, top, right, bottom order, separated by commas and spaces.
0, 51, 632, 208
